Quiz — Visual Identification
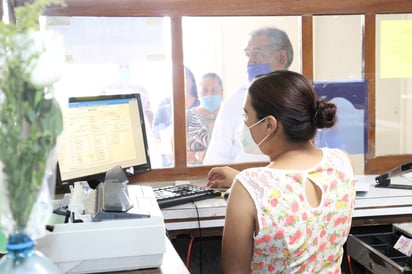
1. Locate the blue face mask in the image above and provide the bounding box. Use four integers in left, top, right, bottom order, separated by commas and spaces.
200, 95, 222, 112
247, 63, 272, 83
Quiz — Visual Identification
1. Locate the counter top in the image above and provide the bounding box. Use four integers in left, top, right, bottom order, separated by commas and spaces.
143, 175, 412, 232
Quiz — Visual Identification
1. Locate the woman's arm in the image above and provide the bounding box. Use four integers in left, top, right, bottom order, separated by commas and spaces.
206, 166, 240, 188
219, 180, 256, 274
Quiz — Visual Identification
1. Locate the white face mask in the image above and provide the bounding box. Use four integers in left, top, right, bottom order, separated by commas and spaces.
237, 118, 269, 155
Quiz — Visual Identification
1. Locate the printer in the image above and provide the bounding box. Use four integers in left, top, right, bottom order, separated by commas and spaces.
37, 183, 166, 274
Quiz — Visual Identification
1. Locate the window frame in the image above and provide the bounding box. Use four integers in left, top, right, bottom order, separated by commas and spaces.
32, 0, 412, 182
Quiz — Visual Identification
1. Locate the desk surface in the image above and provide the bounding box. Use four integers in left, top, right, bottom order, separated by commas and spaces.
144, 175, 412, 234
46, 174, 412, 273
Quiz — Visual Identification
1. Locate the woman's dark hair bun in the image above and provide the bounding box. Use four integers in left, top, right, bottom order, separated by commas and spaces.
314, 99, 337, 129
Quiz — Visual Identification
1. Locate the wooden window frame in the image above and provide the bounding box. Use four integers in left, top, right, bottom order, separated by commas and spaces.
12, 0, 411, 182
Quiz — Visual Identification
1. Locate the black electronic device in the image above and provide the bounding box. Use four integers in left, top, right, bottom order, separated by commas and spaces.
55, 93, 151, 189
153, 184, 221, 208
375, 162, 412, 189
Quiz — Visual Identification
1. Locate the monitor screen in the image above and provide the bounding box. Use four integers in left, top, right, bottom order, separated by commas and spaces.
56, 93, 151, 186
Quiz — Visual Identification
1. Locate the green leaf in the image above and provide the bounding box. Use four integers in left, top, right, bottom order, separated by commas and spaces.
0, 0, 67, 230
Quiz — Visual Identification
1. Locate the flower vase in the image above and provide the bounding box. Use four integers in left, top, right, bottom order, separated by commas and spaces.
0, 148, 62, 273
0, 0, 67, 272
0, 232, 61, 273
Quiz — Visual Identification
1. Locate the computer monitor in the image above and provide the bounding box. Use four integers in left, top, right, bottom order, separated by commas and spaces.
56, 93, 151, 187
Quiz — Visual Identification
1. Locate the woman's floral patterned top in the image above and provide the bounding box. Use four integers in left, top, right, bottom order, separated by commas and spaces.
235, 148, 356, 273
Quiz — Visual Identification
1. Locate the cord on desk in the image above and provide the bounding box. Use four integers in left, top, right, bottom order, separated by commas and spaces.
186, 236, 195, 268
185, 201, 203, 274
346, 250, 355, 274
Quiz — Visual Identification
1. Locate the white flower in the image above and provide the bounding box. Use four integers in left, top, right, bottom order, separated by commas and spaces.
28, 31, 65, 87
15, 30, 65, 87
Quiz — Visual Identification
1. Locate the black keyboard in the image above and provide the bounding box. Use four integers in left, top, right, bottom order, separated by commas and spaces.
153, 184, 221, 208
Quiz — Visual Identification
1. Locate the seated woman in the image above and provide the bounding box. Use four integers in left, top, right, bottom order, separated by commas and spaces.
207, 70, 355, 273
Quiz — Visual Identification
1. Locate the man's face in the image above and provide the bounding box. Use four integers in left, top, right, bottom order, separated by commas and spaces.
244, 34, 286, 71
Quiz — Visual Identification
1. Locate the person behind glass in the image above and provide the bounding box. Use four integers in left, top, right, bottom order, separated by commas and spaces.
184, 66, 200, 109
203, 27, 293, 165
210, 71, 355, 274
187, 73, 223, 165
152, 66, 199, 166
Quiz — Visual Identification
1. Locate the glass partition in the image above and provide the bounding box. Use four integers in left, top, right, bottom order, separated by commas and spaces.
45, 16, 173, 169
313, 15, 363, 81
45, 14, 412, 175
312, 15, 365, 173
182, 16, 302, 166
375, 14, 412, 156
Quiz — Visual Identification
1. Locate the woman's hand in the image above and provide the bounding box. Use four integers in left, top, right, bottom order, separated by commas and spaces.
206, 166, 239, 189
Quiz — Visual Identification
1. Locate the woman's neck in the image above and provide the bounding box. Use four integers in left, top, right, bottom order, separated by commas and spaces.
268, 142, 321, 169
